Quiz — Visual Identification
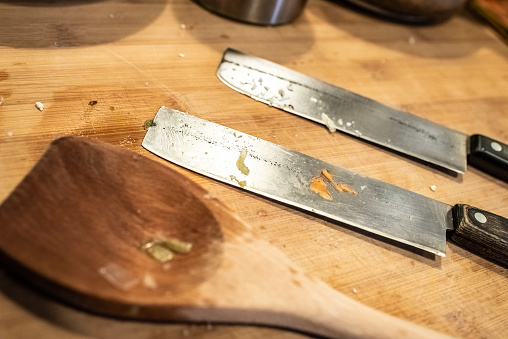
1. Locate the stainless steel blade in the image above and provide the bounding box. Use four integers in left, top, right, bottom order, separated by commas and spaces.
217, 48, 468, 174
143, 107, 453, 256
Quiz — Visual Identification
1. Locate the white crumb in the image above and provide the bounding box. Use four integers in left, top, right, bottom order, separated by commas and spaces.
321, 113, 337, 133
429, 185, 437, 192
35, 102, 44, 111
143, 273, 158, 289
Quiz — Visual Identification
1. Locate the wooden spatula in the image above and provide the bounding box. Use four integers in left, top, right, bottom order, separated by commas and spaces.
0, 137, 450, 339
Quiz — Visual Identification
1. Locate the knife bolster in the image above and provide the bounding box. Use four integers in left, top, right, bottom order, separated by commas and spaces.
451, 204, 508, 267
468, 134, 508, 182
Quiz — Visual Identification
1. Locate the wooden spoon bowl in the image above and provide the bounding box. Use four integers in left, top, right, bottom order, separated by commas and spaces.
0, 137, 450, 338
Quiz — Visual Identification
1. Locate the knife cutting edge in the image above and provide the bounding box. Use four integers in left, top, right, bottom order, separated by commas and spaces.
216, 48, 508, 182
143, 107, 508, 266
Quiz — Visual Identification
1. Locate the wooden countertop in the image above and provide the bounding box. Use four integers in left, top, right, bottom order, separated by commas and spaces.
0, 0, 507, 338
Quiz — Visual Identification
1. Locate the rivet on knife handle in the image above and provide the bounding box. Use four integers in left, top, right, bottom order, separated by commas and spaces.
452, 204, 508, 267
468, 134, 508, 182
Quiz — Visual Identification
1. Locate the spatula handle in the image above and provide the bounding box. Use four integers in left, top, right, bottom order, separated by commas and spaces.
468, 134, 508, 182
452, 204, 508, 266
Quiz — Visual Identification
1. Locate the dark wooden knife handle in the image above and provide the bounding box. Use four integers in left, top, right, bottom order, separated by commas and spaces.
452, 204, 508, 267
468, 134, 508, 182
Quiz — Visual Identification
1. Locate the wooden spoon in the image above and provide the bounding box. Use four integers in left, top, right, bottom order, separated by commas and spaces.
0, 136, 450, 339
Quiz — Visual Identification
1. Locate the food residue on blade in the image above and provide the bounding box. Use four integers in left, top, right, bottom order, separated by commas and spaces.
310, 170, 357, 200
143, 119, 156, 129
230, 175, 247, 188
322, 169, 357, 194
310, 176, 332, 200
321, 113, 337, 133
236, 148, 250, 175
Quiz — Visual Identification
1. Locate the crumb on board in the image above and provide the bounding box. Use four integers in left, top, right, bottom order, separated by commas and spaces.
7, 131, 13, 137
35, 101, 44, 111
430, 185, 437, 192
89, 100, 98, 106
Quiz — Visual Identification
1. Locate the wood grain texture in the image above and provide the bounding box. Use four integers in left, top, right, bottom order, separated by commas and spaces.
0, 136, 451, 339
0, 0, 507, 338
452, 204, 508, 267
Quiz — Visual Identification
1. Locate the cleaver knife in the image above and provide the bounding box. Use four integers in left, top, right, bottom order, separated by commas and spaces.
216, 48, 508, 182
142, 107, 508, 266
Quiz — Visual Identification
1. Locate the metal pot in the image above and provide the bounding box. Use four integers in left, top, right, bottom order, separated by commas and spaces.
196, 0, 308, 26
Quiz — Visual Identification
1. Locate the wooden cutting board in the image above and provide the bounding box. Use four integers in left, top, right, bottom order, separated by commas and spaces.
0, 0, 507, 338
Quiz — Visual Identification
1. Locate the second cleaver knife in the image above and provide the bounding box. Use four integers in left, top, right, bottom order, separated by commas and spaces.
143, 107, 508, 266
216, 48, 508, 182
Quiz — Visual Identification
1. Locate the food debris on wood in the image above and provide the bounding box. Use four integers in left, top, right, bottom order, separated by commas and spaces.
143, 119, 156, 129
143, 273, 158, 290
430, 185, 437, 192
162, 237, 193, 254
236, 148, 250, 175
140, 237, 193, 264
140, 241, 174, 263
98, 263, 139, 291
89, 100, 98, 106
35, 101, 44, 111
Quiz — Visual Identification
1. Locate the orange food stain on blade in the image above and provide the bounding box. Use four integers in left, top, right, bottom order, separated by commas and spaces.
310, 177, 333, 200
322, 169, 333, 182
335, 184, 357, 194
310, 169, 357, 198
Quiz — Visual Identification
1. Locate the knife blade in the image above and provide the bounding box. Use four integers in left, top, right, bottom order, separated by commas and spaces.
216, 48, 508, 182
143, 107, 508, 266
